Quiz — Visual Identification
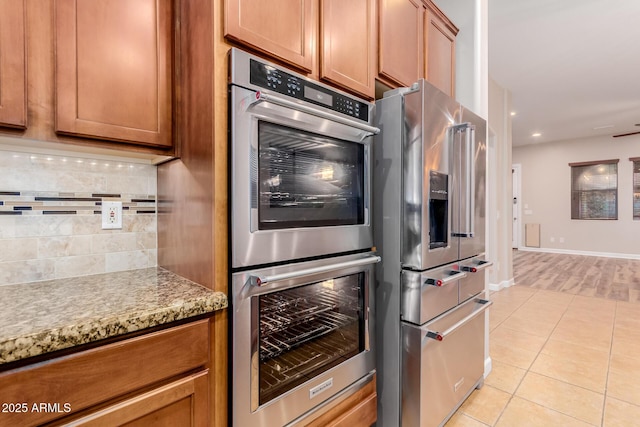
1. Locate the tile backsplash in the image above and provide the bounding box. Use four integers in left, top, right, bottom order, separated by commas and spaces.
0, 149, 157, 286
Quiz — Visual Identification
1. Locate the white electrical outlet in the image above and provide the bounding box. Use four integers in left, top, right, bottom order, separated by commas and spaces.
550, 237, 555, 243
559, 237, 565, 243
102, 201, 123, 229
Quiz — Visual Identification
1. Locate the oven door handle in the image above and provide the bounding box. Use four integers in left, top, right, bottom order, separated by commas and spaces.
248, 255, 381, 286
247, 92, 381, 138
424, 299, 493, 341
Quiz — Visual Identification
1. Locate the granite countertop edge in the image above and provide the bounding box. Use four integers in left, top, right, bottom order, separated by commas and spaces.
0, 268, 228, 366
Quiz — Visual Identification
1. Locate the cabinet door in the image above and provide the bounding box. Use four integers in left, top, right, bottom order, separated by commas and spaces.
55, 0, 172, 147
61, 371, 209, 426
0, 0, 27, 128
225, 0, 316, 72
378, 0, 424, 88
424, 1, 457, 97
320, 0, 376, 99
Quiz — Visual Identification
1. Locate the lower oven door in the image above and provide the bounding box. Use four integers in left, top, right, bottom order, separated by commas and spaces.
401, 294, 492, 427
231, 253, 379, 427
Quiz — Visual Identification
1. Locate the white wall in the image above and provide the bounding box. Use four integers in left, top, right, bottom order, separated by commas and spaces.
512, 134, 640, 257
434, 0, 488, 117
487, 78, 513, 289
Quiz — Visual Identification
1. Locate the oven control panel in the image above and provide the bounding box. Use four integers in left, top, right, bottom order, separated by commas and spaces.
249, 59, 369, 122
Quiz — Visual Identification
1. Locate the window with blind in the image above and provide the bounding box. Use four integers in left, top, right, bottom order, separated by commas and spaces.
632, 157, 640, 220
570, 159, 618, 220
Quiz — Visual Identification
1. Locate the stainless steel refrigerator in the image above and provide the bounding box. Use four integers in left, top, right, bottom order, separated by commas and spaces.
373, 79, 492, 427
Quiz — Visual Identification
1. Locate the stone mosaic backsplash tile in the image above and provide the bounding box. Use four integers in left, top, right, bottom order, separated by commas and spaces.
0, 150, 158, 286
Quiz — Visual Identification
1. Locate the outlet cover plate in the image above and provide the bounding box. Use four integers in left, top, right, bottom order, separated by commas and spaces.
102, 201, 123, 229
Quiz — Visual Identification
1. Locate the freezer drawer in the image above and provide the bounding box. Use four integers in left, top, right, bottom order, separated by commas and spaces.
458, 256, 492, 303
401, 263, 467, 325
401, 295, 492, 427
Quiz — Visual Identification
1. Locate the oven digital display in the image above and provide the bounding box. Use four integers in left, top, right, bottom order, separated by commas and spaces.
304, 86, 332, 107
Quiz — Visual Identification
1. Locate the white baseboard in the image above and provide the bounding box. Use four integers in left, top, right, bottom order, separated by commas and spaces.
488, 278, 515, 292
484, 356, 492, 378
517, 246, 640, 260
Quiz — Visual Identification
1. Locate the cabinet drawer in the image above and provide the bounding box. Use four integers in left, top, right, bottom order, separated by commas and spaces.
0, 320, 209, 427
55, 370, 209, 427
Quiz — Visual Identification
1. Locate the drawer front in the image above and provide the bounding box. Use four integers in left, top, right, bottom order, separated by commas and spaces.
0, 320, 209, 427
401, 297, 489, 427
401, 262, 464, 324
458, 256, 491, 303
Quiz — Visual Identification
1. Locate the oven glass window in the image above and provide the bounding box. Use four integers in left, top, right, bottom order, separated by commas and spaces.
258, 121, 365, 229
257, 273, 365, 405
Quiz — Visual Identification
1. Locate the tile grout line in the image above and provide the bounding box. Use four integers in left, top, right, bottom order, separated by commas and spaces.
493, 289, 610, 426
490, 287, 541, 426
601, 301, 618, 426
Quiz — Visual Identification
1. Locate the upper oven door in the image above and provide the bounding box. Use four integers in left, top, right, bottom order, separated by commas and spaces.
231, 85, 377, 268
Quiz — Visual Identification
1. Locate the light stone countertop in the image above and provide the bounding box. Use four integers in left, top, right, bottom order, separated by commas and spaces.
0, 267, 227, 365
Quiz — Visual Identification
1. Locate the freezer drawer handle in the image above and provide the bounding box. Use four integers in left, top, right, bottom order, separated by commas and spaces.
424, 299, 493, 341
248, 255, 381, 286
460, 260, 493, 273
247, 92, 381, 138
424, 271, 467, 286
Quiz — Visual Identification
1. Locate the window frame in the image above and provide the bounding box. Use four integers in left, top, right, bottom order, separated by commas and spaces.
569, 159, 619, 220
632, 157, 640, 220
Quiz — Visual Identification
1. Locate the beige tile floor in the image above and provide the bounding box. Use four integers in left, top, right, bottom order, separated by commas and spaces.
445, 284, 640, 426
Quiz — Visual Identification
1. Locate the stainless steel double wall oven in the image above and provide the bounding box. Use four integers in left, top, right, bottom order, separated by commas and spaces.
229, 48, 379, 427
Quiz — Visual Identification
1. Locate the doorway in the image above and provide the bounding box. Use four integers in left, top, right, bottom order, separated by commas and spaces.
512, 164, 521, 248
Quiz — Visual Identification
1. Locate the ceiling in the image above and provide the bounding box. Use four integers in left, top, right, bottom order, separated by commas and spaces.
488, 0, 640, 146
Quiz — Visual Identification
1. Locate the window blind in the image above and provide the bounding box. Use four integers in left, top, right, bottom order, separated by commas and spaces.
570, 161, 618, 220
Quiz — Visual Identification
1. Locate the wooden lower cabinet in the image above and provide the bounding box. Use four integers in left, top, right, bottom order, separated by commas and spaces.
0, 320, 210, 427
304, 375, 377, 427
58, 371, 209, 427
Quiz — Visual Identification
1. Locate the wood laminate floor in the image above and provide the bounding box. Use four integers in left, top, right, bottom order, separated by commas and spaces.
513, 250, 640, 303
445, 250, 640, 427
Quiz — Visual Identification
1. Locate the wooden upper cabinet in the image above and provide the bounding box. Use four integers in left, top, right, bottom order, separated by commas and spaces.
424, 0, 457, 97
225, 0, 316, 72
320, 0, 376, 99
55, 0, 173, 148
0, 0, 27, 128
377, 0, 424, 88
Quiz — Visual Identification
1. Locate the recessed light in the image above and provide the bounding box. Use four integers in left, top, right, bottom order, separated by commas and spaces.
532, 132, 541, 137
510, 111, 516, 116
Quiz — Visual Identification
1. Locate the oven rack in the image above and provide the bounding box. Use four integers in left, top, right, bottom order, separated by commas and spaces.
259, 286, 359, 318
259, 310, 357, 361
259, 324, 359, 403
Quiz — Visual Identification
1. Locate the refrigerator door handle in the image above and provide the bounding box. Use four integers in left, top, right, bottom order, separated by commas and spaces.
458, 123, 476, 238
424, 271, 467, 286
460, 260, 493, 273
424, 299, 492, 341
